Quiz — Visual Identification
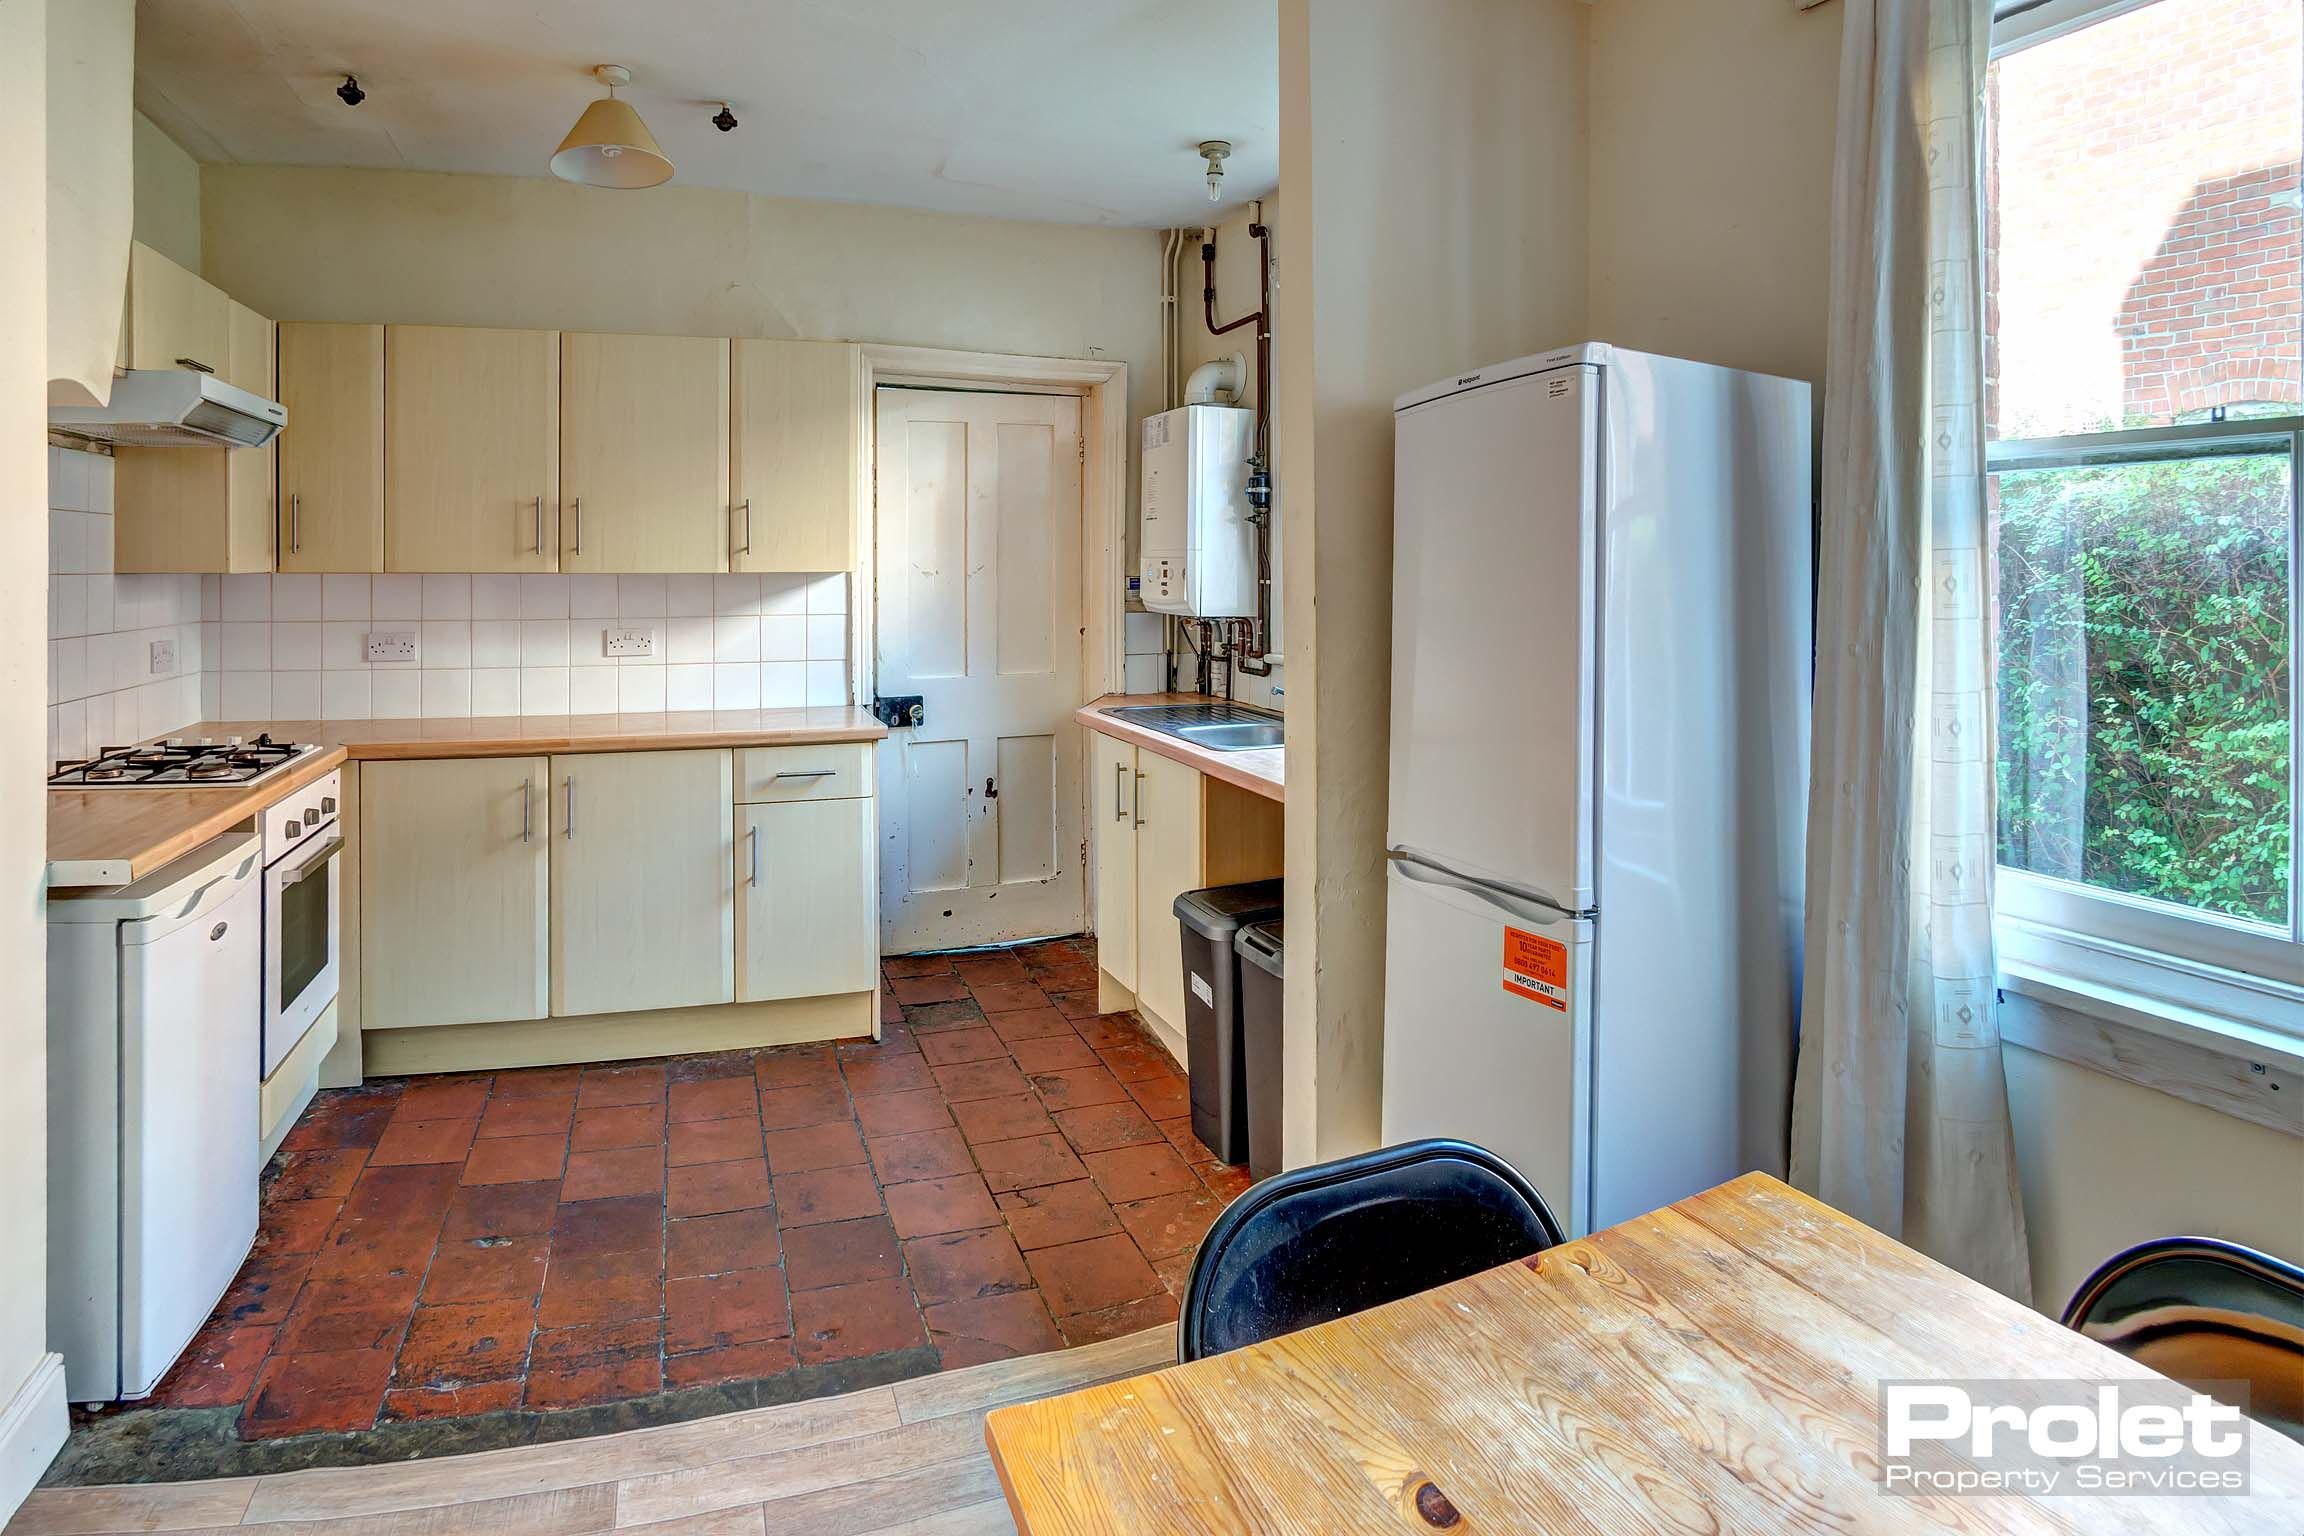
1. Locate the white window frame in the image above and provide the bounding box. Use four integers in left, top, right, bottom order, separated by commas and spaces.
1987, 0, 2304, 1047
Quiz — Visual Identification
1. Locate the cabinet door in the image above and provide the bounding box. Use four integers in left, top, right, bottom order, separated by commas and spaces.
738, 798, 875, 1001
125, 242, 228, 375
115, 302, 278, 574
731, 338, 859, 573
361, 757, 550, 1029
278, 322, 385, 573
1091, 734, 1139, 990
562, 332, 730, 573
550, 749, 735, 1017
387, 325, 561, 572
1130, 749, 1205, 1031
224, 304, 276, 572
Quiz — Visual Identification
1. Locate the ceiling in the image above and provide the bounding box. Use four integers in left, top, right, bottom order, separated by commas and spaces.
134, 0, 1279, 228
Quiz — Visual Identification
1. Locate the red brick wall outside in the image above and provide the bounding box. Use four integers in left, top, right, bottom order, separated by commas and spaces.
1987, 0, 2301, 438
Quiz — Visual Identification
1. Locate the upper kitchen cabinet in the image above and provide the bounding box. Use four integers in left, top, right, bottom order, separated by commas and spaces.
277, 322, 386, 573
561, 332, 731, 574
121, 241, 229, 377
113, 300, 279, 574
731, 338, 860, 573
387, 325, 561, 572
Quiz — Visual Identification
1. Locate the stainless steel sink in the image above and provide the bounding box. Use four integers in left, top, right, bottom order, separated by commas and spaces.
1106, 702, 1284, 753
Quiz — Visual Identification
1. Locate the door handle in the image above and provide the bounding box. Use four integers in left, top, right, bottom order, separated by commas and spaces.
521, 777, 532, 843
289, 492, 301, 555
1133, 769, 1147, 829
571, 497, 582, 555
1114, 762, 1127, 822
533, 495, 544, 555
564, 775, 575, 839
737, 498, 753, 556
772, 769, 837, 781
748, 824, 760, 887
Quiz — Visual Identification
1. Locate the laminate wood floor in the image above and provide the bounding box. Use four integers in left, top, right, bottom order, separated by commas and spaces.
8, 1325, 1173, 1534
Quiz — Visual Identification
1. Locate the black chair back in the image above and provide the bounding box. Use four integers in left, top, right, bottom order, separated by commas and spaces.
1178, 1137, 1565, 1362
2063, 1236, 2304, 1442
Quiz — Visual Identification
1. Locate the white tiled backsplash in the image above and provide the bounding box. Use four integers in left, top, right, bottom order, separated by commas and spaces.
1120, 603, 1285, 710
48, 447, 206, 764
203, 570, 850, 722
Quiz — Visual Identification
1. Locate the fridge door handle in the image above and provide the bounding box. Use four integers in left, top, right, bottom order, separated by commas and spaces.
1386, 845, 1584, 925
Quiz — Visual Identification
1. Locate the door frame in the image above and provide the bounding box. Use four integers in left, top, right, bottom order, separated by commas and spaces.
850, 345, 1128, 712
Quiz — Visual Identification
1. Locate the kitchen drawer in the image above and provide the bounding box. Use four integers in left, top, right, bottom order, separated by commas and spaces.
736, 743, 874, 803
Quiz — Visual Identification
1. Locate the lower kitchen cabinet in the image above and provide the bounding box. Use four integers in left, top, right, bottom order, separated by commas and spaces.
361, 756, 551, 1030
1090, 731, 1141, 991
549, 749, 735, 1017
1129, 750, 1205, 1032
737, 797, 876, 1001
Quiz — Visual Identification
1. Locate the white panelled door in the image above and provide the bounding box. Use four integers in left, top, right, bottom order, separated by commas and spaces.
874, 387, 1084, 952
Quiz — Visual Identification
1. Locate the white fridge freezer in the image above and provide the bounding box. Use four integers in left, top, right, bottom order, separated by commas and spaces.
1382, 344, 1811, 1236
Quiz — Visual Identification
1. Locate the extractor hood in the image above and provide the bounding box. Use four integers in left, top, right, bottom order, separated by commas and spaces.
49, 369, 286, 448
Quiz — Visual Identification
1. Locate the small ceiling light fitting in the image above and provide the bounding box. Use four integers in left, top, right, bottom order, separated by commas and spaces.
712, 102, 738, 132
1199, 139, 1231, 204
551, 65, 674, 189
335, 74, 365, 107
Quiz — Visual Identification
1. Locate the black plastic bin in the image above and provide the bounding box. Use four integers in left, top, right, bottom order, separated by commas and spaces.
1235, 919, 1285, 1180
1172, 881, 1285, 1165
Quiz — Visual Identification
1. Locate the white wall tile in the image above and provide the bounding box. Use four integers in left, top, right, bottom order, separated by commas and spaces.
806, 573, 847, 615
322, 670, 371, 719
714, 574, 762, 616
473, 573, 522, 619
222, 621, 269, 671
371, 669, 421, 719
568, 666, 617, 714
760, 574, 808, 615
760, 661, 806, 709
713, 662, 759, 710
472, 620, 521, 668
323, 574, 371, 620
220, 573, 269, 621
666, 616, 713, 665
521, 573, 570, 619
221, 672, 272, 719
53, 699, 87, 763
1124, 610, 1164, 653
666, 575, 713, 616
321, 621, 367, 671
665, 663, 713, 711
617, 575, 666, 617
49, 444, 90, 511
54, 637, 87, 702
273, 672, 321, 719
422, 574, 471, 619
84, 574, 114, 634
471, 668, 520, 716
520, 666, 570, 714
806, 615, 846, 660
420, 620, 471, 668
713, 616, 759, 663
49, 576, 82, 639
569, 574, 617, 618
421, 670, 472, 717
272, 573, 323, 620
372, 573, 423, 621
272, 622, 321, 671
805, 660, 847, 707
617, 667, 667, 712
200, 671, 220, 721
760, 615, 806, 662
1123, 653, 1163, 693
569, 623, 615, 667
520, 619, 569, 667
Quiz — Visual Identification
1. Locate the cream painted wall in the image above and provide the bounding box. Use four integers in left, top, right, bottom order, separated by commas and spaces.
132, 111, 201, 274
2005, 1035, 2304, 1309
44, 0, 133, 408
1586, 0, 1841, 390
5, 0, 67, 1511
1276, 0, 1588, 1166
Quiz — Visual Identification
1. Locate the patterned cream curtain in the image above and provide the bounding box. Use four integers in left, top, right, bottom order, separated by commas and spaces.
1791, 0, 2033, 1302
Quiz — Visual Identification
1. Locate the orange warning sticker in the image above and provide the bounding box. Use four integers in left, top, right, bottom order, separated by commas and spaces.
1503, 927, 1569, 1011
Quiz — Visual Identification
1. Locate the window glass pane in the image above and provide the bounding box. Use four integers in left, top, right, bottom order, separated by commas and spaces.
1993, 448, 2292, 927
1988, 0, 2303, 438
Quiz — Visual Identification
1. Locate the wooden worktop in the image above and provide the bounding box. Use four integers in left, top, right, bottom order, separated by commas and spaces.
1075, 693, 1284, 802
48, 709, 887, 888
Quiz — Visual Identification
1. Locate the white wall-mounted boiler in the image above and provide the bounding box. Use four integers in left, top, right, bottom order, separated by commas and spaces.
1139, 403, 1255, 617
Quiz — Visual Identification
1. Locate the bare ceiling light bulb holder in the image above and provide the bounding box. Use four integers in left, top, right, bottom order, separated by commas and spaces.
551, 64, 674, 189
335, 73, 364, 107
712, 102, 738, 132
1199, 139, 1231, 204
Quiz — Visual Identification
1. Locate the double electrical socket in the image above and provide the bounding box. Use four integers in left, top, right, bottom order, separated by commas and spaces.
364, 630, 418, 663
602, 626, 654, 658
148, 638, 175, 676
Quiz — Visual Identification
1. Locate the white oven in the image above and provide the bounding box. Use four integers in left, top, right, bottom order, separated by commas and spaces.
262, 768, 342, 1077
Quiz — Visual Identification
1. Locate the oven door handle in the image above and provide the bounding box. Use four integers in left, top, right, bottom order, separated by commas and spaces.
277, 832, 342, 888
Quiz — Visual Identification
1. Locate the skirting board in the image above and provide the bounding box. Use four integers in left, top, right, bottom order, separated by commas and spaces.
363, 992, 876, 1075
0, 1353, 67, 1525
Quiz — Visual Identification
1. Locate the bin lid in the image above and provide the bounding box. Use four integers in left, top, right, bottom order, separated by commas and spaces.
1236, 919, 1285, 978
1173, 880, 1285, 938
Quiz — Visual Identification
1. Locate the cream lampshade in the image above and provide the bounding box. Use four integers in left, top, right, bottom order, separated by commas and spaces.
552, 65, 673, 189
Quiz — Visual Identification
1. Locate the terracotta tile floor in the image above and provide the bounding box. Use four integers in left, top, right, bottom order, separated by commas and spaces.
143, 937, 1248, 1443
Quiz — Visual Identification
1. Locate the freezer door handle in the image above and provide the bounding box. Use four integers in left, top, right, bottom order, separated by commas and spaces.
1386, 845, 1586, 925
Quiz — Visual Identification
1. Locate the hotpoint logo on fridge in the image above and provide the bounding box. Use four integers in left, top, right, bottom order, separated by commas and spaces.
1879, 1378, 2252, 1497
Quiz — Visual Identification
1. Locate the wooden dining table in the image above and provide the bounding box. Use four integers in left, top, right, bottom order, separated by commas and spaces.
985, 1172, 2304, 1532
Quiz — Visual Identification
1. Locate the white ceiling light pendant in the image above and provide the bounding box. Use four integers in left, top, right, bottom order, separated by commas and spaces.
552, 65, 673, 189
1199, 139, 1231, 204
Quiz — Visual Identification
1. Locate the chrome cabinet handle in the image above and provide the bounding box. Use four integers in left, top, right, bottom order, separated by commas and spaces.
748, 825, 760, 887
175, 356, 215, 374
739, 498, 753, 556
772, 769, 836, 781
571, 496, 582, 555
533, 495, 544, 555
289, 492, 301, 555
1114, 762, 1127, 822
520, 777, 532, 843
1133, 769, 1147, 829
564, 775, 575, 839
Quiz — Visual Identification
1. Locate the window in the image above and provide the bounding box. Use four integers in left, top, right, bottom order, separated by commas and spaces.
1986, 0, 2304, 1021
